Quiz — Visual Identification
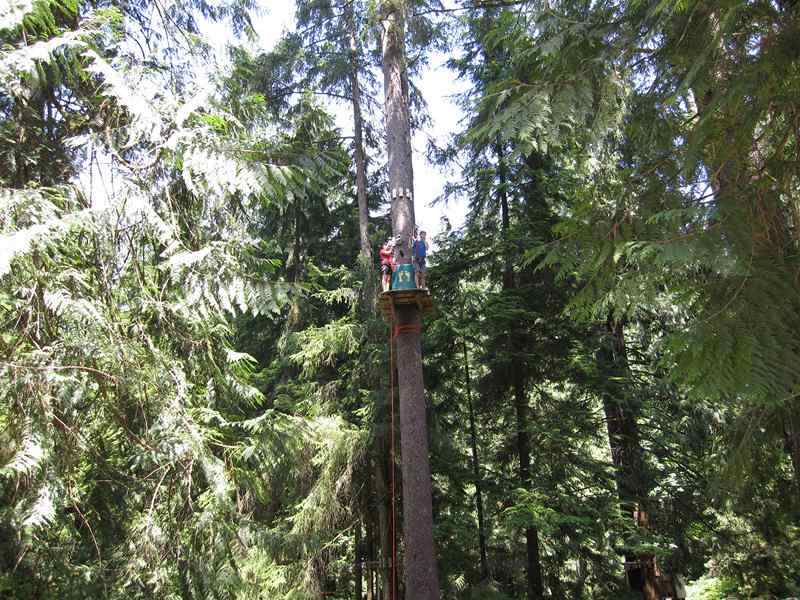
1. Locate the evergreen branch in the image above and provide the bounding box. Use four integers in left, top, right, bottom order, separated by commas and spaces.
0, 361, 120, 382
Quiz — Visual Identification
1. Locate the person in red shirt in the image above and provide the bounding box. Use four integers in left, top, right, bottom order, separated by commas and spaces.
379, 239, 395, 292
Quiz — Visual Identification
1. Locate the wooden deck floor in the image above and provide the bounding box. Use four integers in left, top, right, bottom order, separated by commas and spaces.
378, 289, 434, 321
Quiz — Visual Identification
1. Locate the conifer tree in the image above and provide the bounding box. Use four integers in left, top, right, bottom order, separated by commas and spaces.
379, 1, 440, 598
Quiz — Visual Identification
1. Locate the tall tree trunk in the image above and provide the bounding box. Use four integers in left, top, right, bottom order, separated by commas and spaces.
374, 452, 391, 599
366, 515, 375, 600
345, 0, 372, 265
380, 4, 440, 597
462, 339, 489, 581
497, 142, 544, 599
381, 0, 415, 258
355, 521, 363, 600
599, 318, 657, 600
513, 378, 544, 599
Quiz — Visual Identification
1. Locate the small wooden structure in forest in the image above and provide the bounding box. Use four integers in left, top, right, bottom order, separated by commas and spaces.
378, 288, 434, 322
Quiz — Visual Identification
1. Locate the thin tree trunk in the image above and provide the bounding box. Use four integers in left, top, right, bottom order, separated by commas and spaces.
462, 339, 489, 581
374, 453, 391, 599
346, 0, 372, 265
785, 419, 800, 495
380, 1, 440, 599
513, 378, 544, 599
497, 141, 513, 291
497, 141, 544, 600
356, 521, 363, 600
14, 103, 27, 188
366, 515, 375, 600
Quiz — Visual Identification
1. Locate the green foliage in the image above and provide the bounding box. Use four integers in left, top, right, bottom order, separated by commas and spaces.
685, 575, 739, 600
3, 0, 800, 597
0, 1, 367, 598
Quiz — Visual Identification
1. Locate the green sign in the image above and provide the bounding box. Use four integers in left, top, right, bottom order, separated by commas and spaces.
391, 263, 416, 290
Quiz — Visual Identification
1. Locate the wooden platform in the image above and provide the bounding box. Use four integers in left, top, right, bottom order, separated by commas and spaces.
378, 289, 434, 321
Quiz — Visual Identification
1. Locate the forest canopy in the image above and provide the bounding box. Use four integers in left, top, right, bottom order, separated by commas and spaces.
1, 0, 799, 599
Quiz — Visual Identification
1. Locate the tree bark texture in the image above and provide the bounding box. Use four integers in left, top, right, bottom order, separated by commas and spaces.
380, 1, 440, 598
392, 305, 440, 599
381, 0, 415, 261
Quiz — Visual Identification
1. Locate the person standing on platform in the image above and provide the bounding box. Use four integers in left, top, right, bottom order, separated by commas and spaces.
412, 230, 429, 289
379, 238, 395, 292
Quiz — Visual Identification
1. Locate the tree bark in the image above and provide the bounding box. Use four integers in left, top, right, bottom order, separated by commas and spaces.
462, 339, 489, 581
380, 1, 440, 599
392, 306, 439, 599
381, 0, 415, 260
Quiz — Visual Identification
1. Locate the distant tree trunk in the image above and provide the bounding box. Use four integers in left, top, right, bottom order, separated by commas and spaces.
366, 516, 375, 600
497, 141, 514, 291
462, 339, 489, 581
374, 453, 391, 599
599, 318, 657, 600
513, 378, 544, 599
286, 204, 305, 329
574, 556, 587, 599
13, 103, 28, 188
380, 2, 440, 596
497, 141, 544, 600
355, 521, 363, 600
346, 0, 372, 265
785, 420, 800, 494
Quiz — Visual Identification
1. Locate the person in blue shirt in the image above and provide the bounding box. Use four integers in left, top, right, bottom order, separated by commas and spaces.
412, 230, 429, 289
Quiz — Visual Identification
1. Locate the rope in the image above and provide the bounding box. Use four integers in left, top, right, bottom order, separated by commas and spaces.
388, 302, 398, 600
